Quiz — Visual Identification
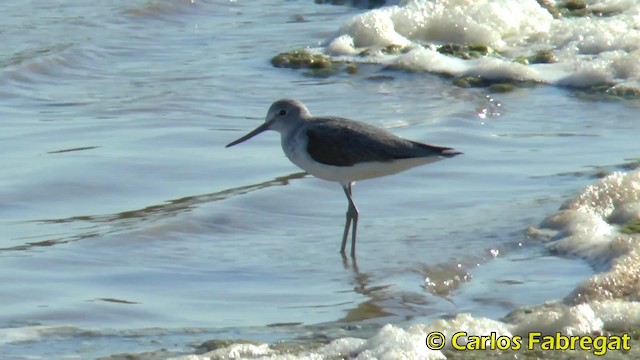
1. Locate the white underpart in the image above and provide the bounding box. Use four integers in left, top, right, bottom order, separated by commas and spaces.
281, 127, 444, 184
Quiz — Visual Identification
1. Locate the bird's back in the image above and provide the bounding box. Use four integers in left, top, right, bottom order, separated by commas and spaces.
304, 117, 459, 167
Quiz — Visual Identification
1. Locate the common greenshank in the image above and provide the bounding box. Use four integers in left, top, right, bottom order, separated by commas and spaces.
226, 99, 461, 258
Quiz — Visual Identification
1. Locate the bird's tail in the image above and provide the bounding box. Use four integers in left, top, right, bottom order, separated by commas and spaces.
440, 148, 463, 158
412, 141, 462, 158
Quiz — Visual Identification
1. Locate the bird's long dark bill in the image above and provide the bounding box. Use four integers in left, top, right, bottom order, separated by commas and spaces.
225, 120, 272, 147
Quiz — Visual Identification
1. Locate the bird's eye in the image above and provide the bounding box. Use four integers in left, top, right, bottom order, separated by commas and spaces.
278, 109, 287, 116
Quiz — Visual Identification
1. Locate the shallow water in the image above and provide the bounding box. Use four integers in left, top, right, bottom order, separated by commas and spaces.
1, 1, 639, 359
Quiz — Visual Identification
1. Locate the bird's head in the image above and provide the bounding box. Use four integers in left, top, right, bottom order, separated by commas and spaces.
226, 99, 311, 147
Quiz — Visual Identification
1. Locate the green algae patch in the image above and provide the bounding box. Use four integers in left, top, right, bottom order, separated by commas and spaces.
271, 49, 332, 70
539, 0, 623, 18
605, 86, 640, 99
302, 67, 340, 78
515, 50, 558, 65
453, 76, 487, 88
578, 85, 640, 100
382, 44, 408, 55
437, 44, 493, 60
271, 49, 360, 78
358, 44, 412, 57
557, 0, 622, 17
563, 0, 587, 10
538, 0, 622, 18
453, 76, 539, 93
487, 83, 517, 93
621, 219, 640, 235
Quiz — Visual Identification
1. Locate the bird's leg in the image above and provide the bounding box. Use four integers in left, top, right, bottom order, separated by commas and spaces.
342, 182, 359, 258
340, 184, 353, 255
350, 209, 358, 258
340, 213, 352, 255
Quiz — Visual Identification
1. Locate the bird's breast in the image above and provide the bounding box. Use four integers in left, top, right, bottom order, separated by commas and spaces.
281, 130, 311, 171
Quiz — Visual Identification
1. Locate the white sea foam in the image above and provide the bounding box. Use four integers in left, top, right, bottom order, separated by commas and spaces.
0, 326, 43, 345
322, 0, 640, 89
538, 170, 640, 266
170, 326, 447, 359
393, 47, 468, 74
169, 301, 632, 359
0, 325, 99, 345
335, 8, 414, 49
536, 170, 640, 305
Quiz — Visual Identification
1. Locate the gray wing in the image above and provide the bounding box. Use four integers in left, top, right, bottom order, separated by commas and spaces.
305, 117, 457, 167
